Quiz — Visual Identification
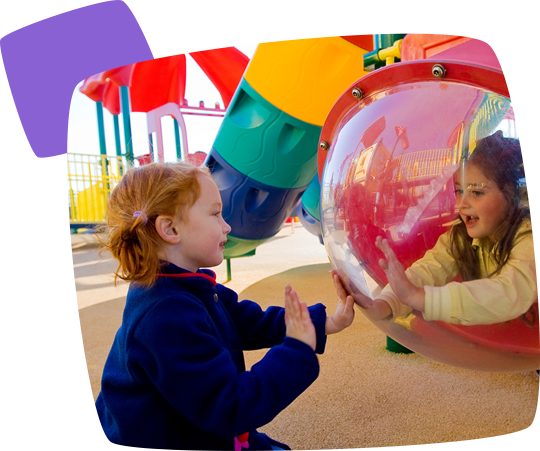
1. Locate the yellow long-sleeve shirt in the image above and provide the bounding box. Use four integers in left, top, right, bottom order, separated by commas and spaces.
377, 221, 537, 325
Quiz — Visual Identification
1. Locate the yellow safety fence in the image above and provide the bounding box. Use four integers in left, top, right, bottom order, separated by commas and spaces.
68, 153, 126, 229
394, 148, 454, 183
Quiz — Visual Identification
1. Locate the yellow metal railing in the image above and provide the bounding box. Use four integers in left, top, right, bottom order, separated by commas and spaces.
68, 153, 126, 227
393, 148, 453, 183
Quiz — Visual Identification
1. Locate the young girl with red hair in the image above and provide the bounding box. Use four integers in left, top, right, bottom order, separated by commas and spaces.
96, 161, 354, 450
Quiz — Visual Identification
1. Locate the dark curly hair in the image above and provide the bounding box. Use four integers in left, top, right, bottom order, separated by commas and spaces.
450, 131, 530, 281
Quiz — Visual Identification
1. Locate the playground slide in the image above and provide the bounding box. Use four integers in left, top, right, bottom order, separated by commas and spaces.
205, 36, 373, 258
196, 14, 454, 254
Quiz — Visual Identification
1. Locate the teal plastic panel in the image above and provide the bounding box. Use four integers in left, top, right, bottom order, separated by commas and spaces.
213, 79, 322, 189
223, 234, 268, 259
300, 174, 321, 221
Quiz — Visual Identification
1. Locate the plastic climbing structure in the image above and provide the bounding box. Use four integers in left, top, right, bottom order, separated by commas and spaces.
70, 47, 248, 230
49, 14, 540, 245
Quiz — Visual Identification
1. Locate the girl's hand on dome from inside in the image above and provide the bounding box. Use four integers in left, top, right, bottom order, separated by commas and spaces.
331, 270, 392, 321
327, 271, 355, 334
375, 236, 425, 312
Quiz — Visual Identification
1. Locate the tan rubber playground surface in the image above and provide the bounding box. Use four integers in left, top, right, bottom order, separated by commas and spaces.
74, 223, 538, 449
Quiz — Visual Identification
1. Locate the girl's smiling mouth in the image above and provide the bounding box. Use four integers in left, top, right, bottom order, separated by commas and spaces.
463, 215, 479, 227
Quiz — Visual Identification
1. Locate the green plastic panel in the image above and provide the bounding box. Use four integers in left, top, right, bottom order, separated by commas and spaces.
223, 234, 268, 259
386, 336, 414, 354
300, 174, 321, 221
213, 78, 322, 189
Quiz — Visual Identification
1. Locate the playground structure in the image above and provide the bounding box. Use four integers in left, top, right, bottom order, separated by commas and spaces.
70, 37, 374, 237
70, 47, 248, 229
72, 34, 539, 372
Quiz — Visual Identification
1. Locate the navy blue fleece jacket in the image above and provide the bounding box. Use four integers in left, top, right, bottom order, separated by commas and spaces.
95, 263, 327, 450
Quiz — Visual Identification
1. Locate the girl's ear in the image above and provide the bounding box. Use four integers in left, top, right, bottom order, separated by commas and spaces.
155, 215, 181, 244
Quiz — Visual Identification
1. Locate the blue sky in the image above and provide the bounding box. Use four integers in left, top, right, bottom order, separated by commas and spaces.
68, 44, 258, 161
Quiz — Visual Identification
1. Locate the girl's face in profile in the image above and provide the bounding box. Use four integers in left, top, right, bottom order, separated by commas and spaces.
174, 175, 231, 272
454, 163, 509, 240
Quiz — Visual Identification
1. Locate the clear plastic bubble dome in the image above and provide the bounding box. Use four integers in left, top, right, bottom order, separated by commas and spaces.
320, 61, 539, 372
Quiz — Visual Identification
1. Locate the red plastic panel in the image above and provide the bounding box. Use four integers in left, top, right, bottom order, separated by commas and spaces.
78, 73, 107, 102
187, 33, 249, 108
186, 151, 207, 167
437, 303, 539, 354
102, 82, 120, 115
130, 54, 186, 113
79, 72, 120, 114
135, 153, 152, 166
103, 63, 134, 87
369, 308, 539, 372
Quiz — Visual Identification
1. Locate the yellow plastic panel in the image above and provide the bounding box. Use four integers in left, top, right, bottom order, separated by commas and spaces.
245, 37, 370, 126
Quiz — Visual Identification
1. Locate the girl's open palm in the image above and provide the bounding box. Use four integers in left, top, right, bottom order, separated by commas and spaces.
284, 285, 316, 351
330, 270, 392, 321
327, 271, 355, 334
375, 236, 425, 311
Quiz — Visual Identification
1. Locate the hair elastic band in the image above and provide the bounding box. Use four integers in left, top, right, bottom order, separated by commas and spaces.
133, 210, 148, 225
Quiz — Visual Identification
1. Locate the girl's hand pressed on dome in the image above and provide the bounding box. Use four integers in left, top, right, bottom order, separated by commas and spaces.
330, 270, 392, 321
284, 285, 316, 351
326, 271, 355, 334
375, 236, 425, 312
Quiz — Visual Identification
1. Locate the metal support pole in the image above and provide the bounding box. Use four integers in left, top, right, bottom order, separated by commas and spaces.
96, 101, 107, 156
120, 85, 134, 167
96, 101, 110, 195
113, 114, 122, 156
113, 114, 123, 176
173, 118, 182, 161
149, 133, 154, 156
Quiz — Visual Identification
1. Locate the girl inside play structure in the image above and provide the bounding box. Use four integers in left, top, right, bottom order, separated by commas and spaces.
334, 131, 536, 328
95, 161, 355, 451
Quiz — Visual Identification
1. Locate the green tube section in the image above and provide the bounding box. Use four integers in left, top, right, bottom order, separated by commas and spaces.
223, 235, 268, 260
212, 78, 322, 190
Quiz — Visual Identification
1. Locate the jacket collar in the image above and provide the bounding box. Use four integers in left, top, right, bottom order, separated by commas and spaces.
156, 261, 217, 286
